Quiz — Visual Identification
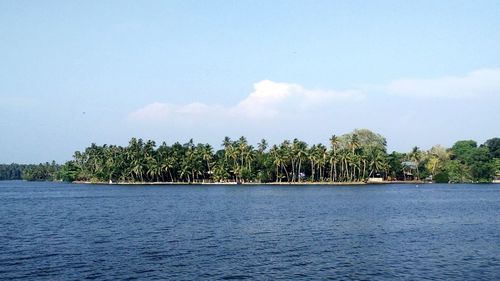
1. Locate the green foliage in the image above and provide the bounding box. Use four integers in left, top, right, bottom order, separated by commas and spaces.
1, 163, 61, 181
434, 172, 449, 183
451, 140, 477, 163
469, 147, 494, 182
484, 137, 500, 158
57, 129, 393, 183
352, 128, 387, 152
21, 162, 59, 181
448, 140, 495, 183
0, 164, 25, 180
445, 160, 470, 183
57, 161, 80, 182
3, 131, 498, 184
494, 158, 500, 176
387, 152, 405, 180
61, 133, 494, 184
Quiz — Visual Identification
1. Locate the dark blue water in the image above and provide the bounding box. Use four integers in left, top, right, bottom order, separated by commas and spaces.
1, 181, 499, 280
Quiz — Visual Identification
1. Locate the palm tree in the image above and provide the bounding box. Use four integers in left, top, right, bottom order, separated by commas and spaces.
338, 149, 350, 181
368, 149, 386, 178
201, 144, 214, 181
65, 129, 415, 184
169, 142, 185, 182
349, 133, 360, 154
244, 148, 255, 171
225, 144, 239, 182
126, 138, 147, 182
212, 161, 229, 182
146, 156, 161, 182
237, 136, 249, 168
308, 145, 318, 182
270, 145, 281, 182
315, 144, 327, 181
162, 156, 175, 182
349, 153, 361, 181
409, 146, 422, 180
329, 135, 340, 181
222, 136, 232, 149
280, 140, 292, 182
257, 139, 268, 153
339, 134, 360, 181
360, 153, 368, 180
294, 140, 308, 182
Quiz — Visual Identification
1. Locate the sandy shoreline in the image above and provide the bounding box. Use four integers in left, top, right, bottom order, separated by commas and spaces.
72, 180, 425, 186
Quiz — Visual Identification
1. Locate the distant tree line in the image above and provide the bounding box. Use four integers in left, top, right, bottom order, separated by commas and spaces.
0, 162, 60, 181
2, 130, 499, 184
0, 164, 25, 180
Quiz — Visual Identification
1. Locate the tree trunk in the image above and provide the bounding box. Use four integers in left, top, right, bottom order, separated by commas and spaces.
283, 165, 290, 182
276, 165, 280, 182
298, 159, 302, 182
329, 161, 333, 182
334, 161, 337, 182
311, 161, 315, 182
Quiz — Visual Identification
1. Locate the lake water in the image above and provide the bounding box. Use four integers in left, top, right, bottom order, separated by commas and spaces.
1, 181, 499, 280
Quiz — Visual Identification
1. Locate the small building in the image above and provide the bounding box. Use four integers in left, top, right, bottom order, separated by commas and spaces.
401, 161, 418, 181
368, 177, 384, 183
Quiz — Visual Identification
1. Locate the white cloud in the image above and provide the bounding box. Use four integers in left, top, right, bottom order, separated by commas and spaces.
233, 80, 295, 119
234, 80, 364, 118
130, 80, 364, 121
129, 68, 500, 125
176, 102, 222, 115
129, 102, 174, 120
386, 68, 500, 98
126, 69, 499, 151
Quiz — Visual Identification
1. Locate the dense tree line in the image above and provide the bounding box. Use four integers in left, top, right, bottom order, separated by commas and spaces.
0, 164, 25, 180
2, 130, 498, 184
0, 162, 60, 181
56, 130, 499, 184
386, 139, 500, 183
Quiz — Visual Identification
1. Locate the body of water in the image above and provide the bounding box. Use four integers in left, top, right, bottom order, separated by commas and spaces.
1, 181, 499, 280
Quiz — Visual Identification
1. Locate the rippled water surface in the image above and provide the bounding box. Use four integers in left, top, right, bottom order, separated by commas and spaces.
1, 181, 499, 280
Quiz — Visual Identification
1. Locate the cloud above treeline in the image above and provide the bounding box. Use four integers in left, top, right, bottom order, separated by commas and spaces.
130, 80, 364, 121
386, 68, 500, 98
130, 68, 500, 122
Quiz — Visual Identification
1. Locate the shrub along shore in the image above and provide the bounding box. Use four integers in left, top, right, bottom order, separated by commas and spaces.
2, 129, 499, 184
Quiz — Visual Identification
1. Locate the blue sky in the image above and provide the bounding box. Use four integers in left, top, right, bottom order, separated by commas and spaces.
1, 0, 499, 163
